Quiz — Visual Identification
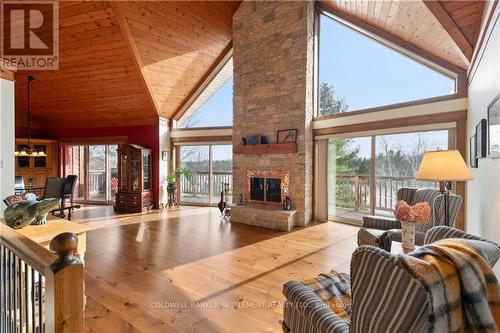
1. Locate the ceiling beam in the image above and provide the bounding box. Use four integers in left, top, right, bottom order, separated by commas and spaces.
109, 2, 161, 117
423, 0, 473, 65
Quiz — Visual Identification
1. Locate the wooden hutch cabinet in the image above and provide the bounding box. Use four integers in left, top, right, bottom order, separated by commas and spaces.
115, 144, 153, 213
15, 138, 58, 187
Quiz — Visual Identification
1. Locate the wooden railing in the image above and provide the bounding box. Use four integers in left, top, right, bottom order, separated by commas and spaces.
335, 175, 439, 212
0, 225, 83, 332
180, 171, 232, 196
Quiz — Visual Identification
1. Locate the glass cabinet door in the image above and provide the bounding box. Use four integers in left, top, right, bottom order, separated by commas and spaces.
130, 150, 140, 191
120, 151, 129, 191
143, 152, 150, 190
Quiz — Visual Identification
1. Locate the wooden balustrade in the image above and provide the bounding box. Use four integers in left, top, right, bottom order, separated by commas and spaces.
0, 224, 83, 332
180, 171, 232, 196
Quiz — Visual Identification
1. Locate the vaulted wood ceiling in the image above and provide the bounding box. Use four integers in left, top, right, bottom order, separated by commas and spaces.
15, 1, 239, 129
14, 1, 484, 130
320, 0, 485, 70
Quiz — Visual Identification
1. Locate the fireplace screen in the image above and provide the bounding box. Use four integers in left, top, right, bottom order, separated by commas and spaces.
250, 177, 282, 203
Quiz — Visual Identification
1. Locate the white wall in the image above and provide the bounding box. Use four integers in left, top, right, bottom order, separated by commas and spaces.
158, 117, 170, 208
0, 77, 15, 217
467, 6, 500, 251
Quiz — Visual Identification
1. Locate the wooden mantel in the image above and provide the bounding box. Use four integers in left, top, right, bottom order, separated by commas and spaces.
233, 143, 297, 154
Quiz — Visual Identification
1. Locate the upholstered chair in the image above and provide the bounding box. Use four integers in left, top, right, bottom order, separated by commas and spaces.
357, 188, 462, 251
282, 226, 500, 333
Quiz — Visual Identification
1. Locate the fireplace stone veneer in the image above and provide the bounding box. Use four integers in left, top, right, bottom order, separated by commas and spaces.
231, 1, 314, 230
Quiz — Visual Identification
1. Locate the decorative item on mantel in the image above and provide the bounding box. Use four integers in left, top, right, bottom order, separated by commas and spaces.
394, 200, 431, 251
277, 129, 297, 144
242, 136, 268, 145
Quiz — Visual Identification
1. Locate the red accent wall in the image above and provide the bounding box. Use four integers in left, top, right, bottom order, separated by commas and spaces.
18, 125, 160, 207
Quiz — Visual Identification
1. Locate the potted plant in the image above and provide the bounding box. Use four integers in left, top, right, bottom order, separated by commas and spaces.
166, 168, 196, 195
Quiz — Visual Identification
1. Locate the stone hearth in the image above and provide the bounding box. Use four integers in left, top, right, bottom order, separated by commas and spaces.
231, 204, 297, 231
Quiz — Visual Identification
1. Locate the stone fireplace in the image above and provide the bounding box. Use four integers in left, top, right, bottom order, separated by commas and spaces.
230, 1, 314, 231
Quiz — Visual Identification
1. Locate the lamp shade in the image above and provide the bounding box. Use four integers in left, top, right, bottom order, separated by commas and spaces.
416, 150, 473, 181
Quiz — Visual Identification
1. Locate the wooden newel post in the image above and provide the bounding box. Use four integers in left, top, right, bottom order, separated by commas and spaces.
46, 233, 84, 332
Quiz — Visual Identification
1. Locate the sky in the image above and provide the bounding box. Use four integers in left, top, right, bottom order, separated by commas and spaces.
183, 14, 454, 161
319, 15, 455, 111
185, 78, 233, 128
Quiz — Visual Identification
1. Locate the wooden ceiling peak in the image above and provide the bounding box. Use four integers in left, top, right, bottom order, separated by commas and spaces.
108, 1, 239, 120
423, 0, 475, 64
13, 1, 239, 129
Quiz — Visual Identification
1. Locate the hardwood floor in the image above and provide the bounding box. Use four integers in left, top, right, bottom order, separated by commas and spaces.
76, 206, 359, 332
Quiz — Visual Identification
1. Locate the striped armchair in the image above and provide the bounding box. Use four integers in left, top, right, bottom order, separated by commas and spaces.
358, 188, 462, 251
282, 226, 500, 333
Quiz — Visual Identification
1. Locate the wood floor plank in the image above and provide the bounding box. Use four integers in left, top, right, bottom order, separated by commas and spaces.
72, 205, 359, 332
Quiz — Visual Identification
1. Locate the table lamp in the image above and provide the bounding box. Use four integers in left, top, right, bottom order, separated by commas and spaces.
416, 150, 473, 226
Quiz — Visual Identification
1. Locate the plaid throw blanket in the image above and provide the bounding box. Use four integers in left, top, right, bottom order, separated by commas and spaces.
302, 270, 351, 322
397, 239, 500, 333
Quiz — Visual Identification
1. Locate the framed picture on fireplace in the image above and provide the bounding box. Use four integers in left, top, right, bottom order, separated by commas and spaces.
277, 129, 297, 144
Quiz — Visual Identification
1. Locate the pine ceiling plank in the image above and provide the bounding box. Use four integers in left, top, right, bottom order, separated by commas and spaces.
423, 0, 473, 63
319, 0, 468, 70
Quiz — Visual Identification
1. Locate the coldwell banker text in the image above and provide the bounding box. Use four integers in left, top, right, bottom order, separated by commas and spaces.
1, 1, 59, 70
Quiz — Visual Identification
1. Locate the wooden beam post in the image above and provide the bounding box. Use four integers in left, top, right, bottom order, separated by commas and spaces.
109, 2, 161, 117
423, 0, 473, 65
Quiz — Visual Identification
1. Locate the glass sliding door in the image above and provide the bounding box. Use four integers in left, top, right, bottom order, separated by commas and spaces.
88, 145, 107, 202
65, 145, 85, 201
179, 145, 210, 204
327, 129, 453, 224
375, 130, 448, 214
63, 144, 118, 204
178, 144, 233, 206
328, 137, 372, 223
108, 145, 118, 202
210, 145, 232, 205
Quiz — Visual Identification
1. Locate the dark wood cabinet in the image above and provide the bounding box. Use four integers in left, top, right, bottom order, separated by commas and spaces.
114, 144, 153, 213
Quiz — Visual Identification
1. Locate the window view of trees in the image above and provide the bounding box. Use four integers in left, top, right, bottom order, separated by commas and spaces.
324, 84, 450, 222
179, 145, 232, 205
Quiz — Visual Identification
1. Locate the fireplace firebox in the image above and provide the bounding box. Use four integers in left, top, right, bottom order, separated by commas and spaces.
250, 177, 281, 202
244, 170, 289, 205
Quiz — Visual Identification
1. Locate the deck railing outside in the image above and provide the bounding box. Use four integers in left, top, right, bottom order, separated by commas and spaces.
0, 226, 83, 332
180, 172, 437, 213
334, 174, 439, 213
180, 171, 232, 197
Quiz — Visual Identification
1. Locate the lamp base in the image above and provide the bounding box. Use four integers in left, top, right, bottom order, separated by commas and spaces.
439, 181, 450, 227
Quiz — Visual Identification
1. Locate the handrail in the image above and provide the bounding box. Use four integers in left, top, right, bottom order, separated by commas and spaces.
0, 224, 55, 273
0, 224, 84, 332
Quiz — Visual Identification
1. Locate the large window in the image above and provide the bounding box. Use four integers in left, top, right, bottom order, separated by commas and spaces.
328, 129, 451, 223
179, 57, 233, 128
318, 14, 456, 117
179, 144, 232, 205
